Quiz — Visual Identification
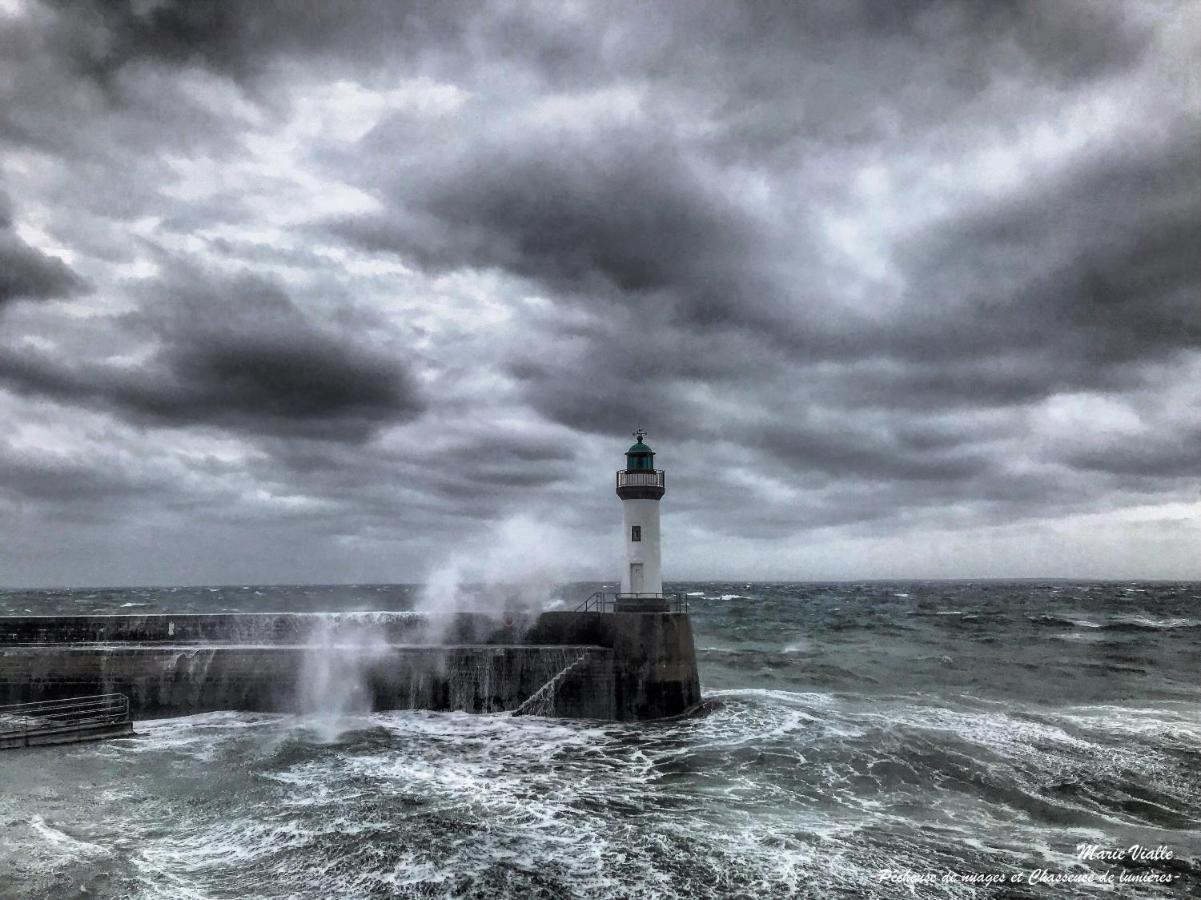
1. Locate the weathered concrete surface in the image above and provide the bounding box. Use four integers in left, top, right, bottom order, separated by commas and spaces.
0, 612, 508, 647
0, 644, 614, 718
0, 610, 698, 721
528, 612, 702, 719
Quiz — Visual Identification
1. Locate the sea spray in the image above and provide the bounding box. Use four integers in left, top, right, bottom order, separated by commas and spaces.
292, 516, 584, 728
296, 615, 392, 738
415, 514, 573, 644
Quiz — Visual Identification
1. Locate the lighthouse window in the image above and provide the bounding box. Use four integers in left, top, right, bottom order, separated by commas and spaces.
631, 526, 642, 542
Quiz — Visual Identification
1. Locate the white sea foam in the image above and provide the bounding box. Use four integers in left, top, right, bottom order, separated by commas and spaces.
29, 816, 110, 858
3, 692, 1191, 900
1111, 615, 1199, 630
1059, 704, 1201, 742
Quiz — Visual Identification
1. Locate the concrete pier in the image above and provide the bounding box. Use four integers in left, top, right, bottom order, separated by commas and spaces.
0, 611, 700, 721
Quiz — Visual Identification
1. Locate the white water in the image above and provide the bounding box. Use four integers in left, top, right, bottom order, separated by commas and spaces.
415, 514, 574, 641
291, 516, 576, 726
296, 617, 393, 737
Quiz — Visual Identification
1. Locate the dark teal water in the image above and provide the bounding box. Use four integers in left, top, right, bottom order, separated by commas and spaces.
1, 582, 1198, 898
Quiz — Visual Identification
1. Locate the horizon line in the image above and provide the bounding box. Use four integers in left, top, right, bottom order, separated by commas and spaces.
2, 576, 1199, 592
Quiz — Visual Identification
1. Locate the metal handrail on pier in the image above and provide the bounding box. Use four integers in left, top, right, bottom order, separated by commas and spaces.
575, 592, 690, 613
0, 694, 130, 743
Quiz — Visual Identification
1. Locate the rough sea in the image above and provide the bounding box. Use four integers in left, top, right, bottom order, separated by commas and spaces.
1, 582, 1198, 899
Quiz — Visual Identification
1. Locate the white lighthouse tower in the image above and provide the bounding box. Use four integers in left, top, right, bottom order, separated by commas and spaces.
615, 429, 668, 612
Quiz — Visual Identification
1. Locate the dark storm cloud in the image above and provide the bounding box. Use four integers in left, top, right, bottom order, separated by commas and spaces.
0, 231, 84, 306
754, 421, 990, 483
0, 193, 86, 307
891, 130, 1201, 364
0, 451, 158, 503
40, 0, 334, 83
36, 0, 1152, 87
442, 435, 575, 488
265, 429, 578, 514
337, 128, 760, 307
35, 0, 585, 89
499, 305, 769, 443
623, 0, 1155, 167
1060, 422, 1201, 479
336, 109, 818, 441
0, 267, 424, 441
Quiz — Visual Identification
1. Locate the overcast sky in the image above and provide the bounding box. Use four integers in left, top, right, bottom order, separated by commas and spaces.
0, 0, 1198, 588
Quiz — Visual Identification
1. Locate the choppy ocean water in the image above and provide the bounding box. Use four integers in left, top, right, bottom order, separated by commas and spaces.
0, 582, 1198, 899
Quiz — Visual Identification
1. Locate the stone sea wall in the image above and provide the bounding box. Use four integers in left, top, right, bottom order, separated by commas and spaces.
0, 611, 699, 721
0, 643, 615, 718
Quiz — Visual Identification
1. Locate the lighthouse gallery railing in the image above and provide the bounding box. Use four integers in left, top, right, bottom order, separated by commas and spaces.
615, 470, 665, 490
575, 592, 690, 613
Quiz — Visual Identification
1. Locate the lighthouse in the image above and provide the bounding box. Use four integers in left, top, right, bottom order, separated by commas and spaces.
615, 429, 667, 612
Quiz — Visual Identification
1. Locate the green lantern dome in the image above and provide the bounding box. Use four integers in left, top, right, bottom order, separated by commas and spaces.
624, 430, 655, 471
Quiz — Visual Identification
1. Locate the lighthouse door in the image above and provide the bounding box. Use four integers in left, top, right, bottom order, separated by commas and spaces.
629, 563, 644, 594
